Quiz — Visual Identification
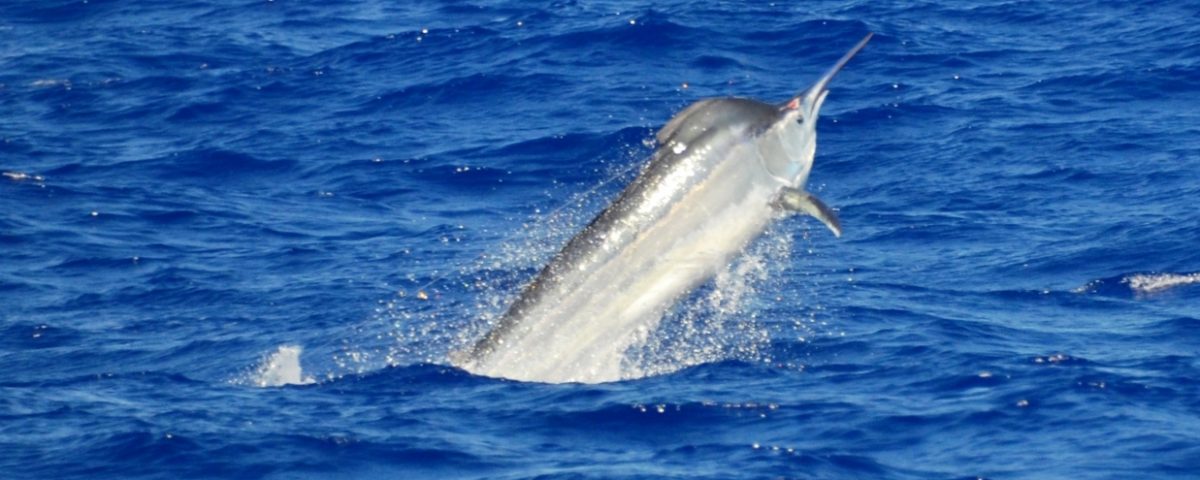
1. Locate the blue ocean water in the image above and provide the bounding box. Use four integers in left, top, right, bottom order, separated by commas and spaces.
3, 0, 1200, 478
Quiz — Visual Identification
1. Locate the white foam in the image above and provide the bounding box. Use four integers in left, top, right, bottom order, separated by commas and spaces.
252, 345, 315, 387
1123, 272, 1200, 294
3, 171, 45, 183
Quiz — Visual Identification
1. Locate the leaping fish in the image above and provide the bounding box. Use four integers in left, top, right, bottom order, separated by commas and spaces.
454, 33, 874, 383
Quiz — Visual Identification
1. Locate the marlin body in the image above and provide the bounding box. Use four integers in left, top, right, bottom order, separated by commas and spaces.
455, 34, 873, 383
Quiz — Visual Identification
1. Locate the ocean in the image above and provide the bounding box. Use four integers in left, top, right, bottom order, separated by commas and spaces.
2, 1, 1198, 478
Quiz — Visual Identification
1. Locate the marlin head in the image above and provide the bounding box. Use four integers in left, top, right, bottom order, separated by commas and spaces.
777, 32, 874, 130
758, 32, 873, 190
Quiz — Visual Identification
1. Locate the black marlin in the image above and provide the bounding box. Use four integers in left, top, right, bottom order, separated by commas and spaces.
455, 33, 874, 383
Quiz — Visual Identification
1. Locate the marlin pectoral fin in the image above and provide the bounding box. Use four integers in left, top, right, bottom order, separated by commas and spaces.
776, 188, 843, 237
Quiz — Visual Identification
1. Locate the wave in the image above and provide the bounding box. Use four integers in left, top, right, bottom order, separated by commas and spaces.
0, 322, 82, 351
39, 148, 299, 185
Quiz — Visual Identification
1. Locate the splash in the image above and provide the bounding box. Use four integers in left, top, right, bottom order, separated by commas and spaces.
331, 137, 830, 383
625, 225, 790, 378
328, 145, 646, 378
250, 345, 314, 387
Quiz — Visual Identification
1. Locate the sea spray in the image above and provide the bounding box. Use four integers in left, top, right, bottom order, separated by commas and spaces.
246, 345, 314, 387
327, 144, 647, 378
329, 135, 836, 382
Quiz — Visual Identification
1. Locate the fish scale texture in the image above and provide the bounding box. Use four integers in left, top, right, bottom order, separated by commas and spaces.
2, 1, 1199, 479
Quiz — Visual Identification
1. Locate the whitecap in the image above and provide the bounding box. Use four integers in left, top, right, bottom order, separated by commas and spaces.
1122, 272, 1200, 294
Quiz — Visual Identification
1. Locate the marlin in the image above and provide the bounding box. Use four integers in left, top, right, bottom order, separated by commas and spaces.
454, 33, 873, 383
